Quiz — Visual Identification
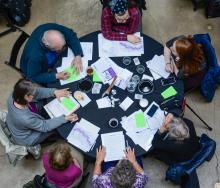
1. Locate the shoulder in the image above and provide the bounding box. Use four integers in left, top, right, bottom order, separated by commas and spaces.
102, 7, 112, 15
128, 7, 140, 16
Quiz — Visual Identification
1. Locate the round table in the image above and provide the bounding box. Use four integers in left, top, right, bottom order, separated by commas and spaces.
48, 31, 184, 160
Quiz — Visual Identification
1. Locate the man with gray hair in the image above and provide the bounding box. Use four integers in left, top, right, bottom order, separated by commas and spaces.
20, 23, 83, 84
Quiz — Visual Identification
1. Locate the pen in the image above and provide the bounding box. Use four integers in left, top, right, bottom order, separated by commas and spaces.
160, 96, 175, 106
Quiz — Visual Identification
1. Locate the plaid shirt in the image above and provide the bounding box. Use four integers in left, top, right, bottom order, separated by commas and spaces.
101, 7, 141, 41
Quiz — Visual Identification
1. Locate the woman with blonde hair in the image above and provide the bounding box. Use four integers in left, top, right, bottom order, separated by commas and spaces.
152, 113, 200, 165
42, 142, 83, 188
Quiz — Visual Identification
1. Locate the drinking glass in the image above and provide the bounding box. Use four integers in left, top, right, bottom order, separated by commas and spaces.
127, 79, 137, 93
136, 65, 145, 74
131, 75, 140, 85
123, 57, 132, 65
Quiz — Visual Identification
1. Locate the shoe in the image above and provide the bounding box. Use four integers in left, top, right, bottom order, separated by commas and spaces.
27, 144, 41, 160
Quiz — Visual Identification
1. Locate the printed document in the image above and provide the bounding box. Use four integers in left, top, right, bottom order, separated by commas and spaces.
101, 131, 125, 161
67, 118, 100, 152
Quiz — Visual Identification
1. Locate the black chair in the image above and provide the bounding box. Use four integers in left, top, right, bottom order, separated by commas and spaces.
4, 27, 30, 78
33, 172, 90, 188
166, 35, 212, 131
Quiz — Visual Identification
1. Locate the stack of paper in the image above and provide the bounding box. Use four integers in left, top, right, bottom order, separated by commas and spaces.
57, 48, 89, 85
146, 55, 170, 79
74, 92, 91, 107
119, 97, 134, 111
121, 110, 148, 133
98, 33, 144, 57
44, 96, 80, 118
101, 131, 125, 161
96, 96, 112, 109
91, 57, 133, 90
144, 101, 165, 130
67, 118, 100, 152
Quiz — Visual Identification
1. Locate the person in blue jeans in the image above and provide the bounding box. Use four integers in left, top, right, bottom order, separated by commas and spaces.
92, 146, 148, 188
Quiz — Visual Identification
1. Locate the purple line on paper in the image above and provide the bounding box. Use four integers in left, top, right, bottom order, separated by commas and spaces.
74, 128, 93, 146
119, 42, 143, 50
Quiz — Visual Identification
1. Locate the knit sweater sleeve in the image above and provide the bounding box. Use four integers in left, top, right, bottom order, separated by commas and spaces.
22, 114, 67, 132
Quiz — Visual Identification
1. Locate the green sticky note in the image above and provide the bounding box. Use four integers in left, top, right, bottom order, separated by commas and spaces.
64, 67, 78, 81
61, 97, 76, 110
135, 112, 147, 128
161, 86, 177, 99
93, 70, 102, 82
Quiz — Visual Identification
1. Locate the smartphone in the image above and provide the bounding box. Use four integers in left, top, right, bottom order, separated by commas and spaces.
161, 77, 176, 86
147, 104, 159, 117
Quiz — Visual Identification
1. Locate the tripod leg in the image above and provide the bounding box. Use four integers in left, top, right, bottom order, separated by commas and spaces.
186, 103, 212, 131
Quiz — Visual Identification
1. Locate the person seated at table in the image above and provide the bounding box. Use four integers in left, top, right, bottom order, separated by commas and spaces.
101, 0, 141, 43
43, 142, 83, 188
6, 79, 79, 147
92, 146, 148, 188
164, 35, 207, 80
151, 113, 200, 165
20, 23, 84, 84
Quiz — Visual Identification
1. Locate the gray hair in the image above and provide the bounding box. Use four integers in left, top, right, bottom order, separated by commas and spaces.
42, 30, 65, 48
110, 159, 136, 188
166, 117, 190, 141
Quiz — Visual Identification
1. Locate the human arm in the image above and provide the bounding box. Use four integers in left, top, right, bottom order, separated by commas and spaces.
125, 8, 141, 34
101, 8, 127, 41
164, 45, 174, 73
124, 148, 144, 174
93, 146, 106, 176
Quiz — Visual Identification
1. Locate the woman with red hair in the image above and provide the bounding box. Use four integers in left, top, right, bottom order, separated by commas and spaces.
164, 36, 207, 80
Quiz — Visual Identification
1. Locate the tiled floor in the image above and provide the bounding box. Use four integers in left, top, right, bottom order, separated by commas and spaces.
0, 0, 219, 187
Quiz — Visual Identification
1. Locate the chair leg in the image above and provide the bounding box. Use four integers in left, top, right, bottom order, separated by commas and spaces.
186, 103, 212, 131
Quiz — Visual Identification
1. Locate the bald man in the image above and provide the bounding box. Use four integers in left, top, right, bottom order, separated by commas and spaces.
20, 23, 83, 84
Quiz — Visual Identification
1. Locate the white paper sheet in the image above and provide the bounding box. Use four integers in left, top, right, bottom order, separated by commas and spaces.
146, 55, 170, 79
98, 33, 144, 57
96, 96, 112, 108
80, 42, 93, 61
74, 92, 91, 107
67, 118, 100, 152
119, 97, 134, 111
144, 101, 165, 130
101, 131, 125, 161
142, 74, 154, 81
44, 96, 80, 118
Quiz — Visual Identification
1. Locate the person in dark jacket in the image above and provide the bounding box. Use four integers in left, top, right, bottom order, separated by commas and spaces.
20, 23, 83, 84
152, 113, 200, 165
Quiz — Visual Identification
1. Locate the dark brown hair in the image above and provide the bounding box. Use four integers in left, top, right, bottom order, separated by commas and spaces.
12, 79, 35, 105
49, 144, 73, 171
175, 36, 204, 76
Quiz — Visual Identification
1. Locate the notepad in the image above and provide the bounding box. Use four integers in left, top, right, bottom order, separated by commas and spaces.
161, 86, 177, 99
44, 96, 80, 118
135, 112, 147, 128
93, 70, 102, 82
61, 97, 76, 110
64, 67, 78, 81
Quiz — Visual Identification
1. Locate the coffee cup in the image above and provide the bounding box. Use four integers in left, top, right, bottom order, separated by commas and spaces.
139, 98, 149, 108
86, 66, 94, 76
109, 118, 119, 128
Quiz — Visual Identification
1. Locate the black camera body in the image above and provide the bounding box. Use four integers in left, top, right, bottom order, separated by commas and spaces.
0, 0, 32, 27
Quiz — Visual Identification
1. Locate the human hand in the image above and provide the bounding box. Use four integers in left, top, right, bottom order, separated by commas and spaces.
54, 88, 71, 101
124, 147, 136, 164
72, 55, 83, 75
127, 34, 141, 44
96, 146, 106, 165
65, 113, 78, 123
165, 63, 174, 73
56, 71, 70, 80
160, 113, 173, 133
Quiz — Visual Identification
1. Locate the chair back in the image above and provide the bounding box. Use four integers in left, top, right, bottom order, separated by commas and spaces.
5, 29, 30, 77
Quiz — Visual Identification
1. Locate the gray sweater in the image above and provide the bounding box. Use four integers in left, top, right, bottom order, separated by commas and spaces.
6, 88, 67, 146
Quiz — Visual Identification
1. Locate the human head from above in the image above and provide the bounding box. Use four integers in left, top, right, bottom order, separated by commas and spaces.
12, 79, 36, 105
165, 116, 190, 141
170, 36, 204, 74
42, 30, 66, 53
49, 143, 73, 171
109, 0, 129, 23
110, 159, 136, 188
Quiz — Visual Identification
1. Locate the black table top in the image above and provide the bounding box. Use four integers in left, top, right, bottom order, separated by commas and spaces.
48, 31, 184, 160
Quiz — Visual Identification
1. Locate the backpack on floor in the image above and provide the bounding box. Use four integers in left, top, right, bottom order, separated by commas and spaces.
205, 0, 220, 18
